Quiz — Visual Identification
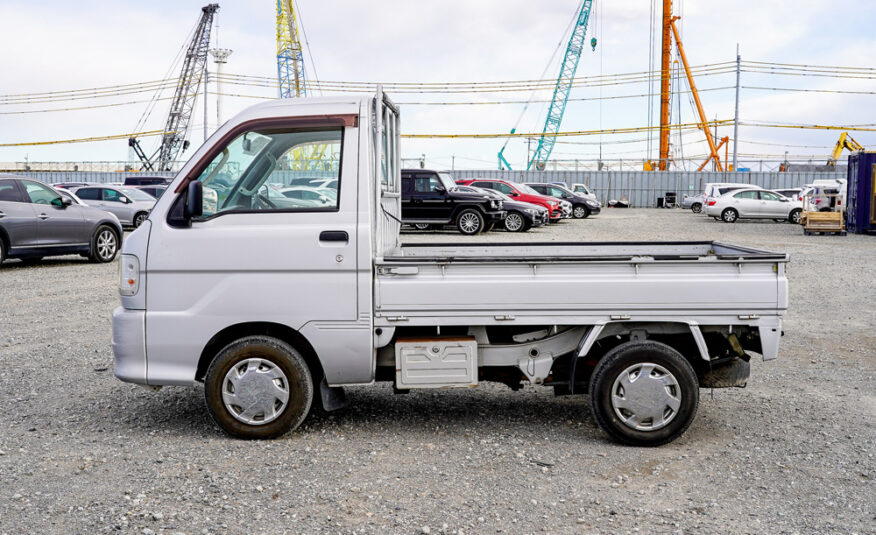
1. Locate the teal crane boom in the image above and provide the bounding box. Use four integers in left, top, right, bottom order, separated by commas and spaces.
499, 0, 594, 170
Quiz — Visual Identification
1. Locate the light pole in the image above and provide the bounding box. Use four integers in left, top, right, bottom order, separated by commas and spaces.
210, 48, 233, 128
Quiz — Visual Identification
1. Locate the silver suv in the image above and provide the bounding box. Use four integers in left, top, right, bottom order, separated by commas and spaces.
73, 185, 156, 227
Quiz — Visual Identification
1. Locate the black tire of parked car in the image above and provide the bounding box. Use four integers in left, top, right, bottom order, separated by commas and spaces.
455, 208, 484, 235
691, 203, 702, 213
89, 225, 120, 263
789, 208, 802, 224
204, 335, 313, 439
0, 236, 6, 266
413, 224, 432, 231
721, 208, 738, 223
504, 211, 527, 232
572, 204, 591, 219
589, 340, 699, 447
134, 212, 149, 228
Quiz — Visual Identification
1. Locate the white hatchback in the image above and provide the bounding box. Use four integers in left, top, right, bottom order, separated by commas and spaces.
705, 188, 803, 224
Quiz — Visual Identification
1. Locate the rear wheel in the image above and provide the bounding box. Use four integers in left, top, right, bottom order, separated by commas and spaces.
133, 212, 148, 228
691, 203, 702, 213
589, 341, 699, 447
721, 208, 738, 223
456, 209, 484, 235
205, 335, 313, 439
789, 208, 802, 224
572, 205, 590, 219
504, 211, 526, 232
89, 225, 119, 263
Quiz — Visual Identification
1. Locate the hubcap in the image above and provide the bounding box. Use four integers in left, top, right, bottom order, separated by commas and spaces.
506, 213, 523, 231
573, 206, 587, 218
222, 358, 290, 425
97, 230, 116, 260
459, 213, 480, 233
611, 362, 681, 431
692, 204, 701, 213
724, 210, 736, 222
791, 211, 800, 223
135, 214, 146, 227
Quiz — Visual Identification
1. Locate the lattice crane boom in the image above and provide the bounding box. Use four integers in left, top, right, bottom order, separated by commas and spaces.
129, 3, 218, 172
527, 0, 594, 171
276, 0, 306, 98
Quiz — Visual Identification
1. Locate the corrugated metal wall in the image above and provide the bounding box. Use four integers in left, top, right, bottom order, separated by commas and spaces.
450, 170, 846, 207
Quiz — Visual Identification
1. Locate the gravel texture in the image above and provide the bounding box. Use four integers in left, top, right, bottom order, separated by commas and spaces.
1, 208, 874, 534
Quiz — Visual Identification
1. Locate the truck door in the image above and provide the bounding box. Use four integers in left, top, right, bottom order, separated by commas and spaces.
144, 120, 366, 385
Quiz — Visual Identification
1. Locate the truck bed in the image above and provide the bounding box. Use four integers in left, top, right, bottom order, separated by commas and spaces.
375, 241, 788, 325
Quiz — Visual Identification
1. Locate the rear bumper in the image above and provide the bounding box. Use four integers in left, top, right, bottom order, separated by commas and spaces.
112, 306, 148, 385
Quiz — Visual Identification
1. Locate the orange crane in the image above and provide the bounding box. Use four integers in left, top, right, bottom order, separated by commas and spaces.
658, 0, 726, 171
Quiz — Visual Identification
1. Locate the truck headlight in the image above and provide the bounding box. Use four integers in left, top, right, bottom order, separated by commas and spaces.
119, 254, 140, 296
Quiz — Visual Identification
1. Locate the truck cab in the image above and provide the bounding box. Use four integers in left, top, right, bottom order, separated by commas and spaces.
400, 169, 505, 234
113, 91, 788, 447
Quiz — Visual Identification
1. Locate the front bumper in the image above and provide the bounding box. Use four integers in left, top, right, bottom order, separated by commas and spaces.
112, 306, 148, 385
588, 205, 602, 215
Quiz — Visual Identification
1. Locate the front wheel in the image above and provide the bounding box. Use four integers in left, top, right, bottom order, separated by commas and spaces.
205, 335, 313, 439
721, 208, 738, 223
89, 225, 119, 263
589, 341, 699, 447
504, 211, 526, 232
789, 208, 802, 224
572, 205, 590, 219
691, 203, 702, 213
456, 209, 484, 235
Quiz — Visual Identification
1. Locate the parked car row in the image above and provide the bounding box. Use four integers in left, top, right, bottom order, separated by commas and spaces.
400, 170, 601, 235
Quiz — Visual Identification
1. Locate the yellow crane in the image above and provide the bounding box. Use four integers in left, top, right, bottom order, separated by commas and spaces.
827, 132, 865, 167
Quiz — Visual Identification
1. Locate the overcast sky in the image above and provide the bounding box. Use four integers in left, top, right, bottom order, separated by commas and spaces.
0, 0, 874, 170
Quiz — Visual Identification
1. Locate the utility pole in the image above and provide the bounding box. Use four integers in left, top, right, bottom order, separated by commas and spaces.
713, 115, 718, 171
203, 67, 209, 142
658, 0, 672, 170
452, 154, 455, 171
732, 44, 740, 172
210, 48, 232, 127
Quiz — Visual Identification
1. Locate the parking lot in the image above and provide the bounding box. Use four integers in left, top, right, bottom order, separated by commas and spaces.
1, 208, 874, 534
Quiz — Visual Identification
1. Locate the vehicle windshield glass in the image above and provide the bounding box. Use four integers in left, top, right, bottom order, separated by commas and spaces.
118, 187, 156, 201
518, 184, 540, 195
437, 173, 457, 191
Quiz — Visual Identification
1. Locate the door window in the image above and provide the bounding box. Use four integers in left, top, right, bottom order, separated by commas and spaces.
759, 191, 781, 201
733, 190, 758, 199
102, 188, 124, 202
471, 181, 493, 190
22, 180, 62, 206
547, 186, 566, 197
192, 128, 343, 217
0, 182, 22, 202
76, 187, 100, 200
413, 176, 443, 193
489, 182, 513, 195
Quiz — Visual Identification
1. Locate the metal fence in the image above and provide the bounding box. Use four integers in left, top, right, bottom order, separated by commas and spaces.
450, 170, 846, 207
5, 171, 177, 185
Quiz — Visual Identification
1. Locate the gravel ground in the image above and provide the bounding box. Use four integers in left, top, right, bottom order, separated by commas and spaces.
1, 209, 874, 535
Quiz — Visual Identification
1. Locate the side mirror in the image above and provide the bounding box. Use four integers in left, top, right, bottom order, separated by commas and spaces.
122, 197, 131, 204
435, 186, 446, 193
185, 181, 203, 219
60, 196, 73, 206
509, 192, 519, 197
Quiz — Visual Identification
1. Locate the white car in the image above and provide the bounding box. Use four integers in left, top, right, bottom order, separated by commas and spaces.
569, 183, 600, 205
705, 188, 803, 224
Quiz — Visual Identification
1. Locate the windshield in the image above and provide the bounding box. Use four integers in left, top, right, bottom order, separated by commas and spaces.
518, 184, 541, 195
118, 187, 156, 201
437, 172, 457, 191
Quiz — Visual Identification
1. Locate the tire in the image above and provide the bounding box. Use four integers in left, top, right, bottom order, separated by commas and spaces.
690, 203, 702, 214
589, 340, 699, 447
204, 335, 314, 440
484, 222, 496, 232
456, 208, 484, 235
721, 208, 738, 223
89, 225, 119, 263
133, 212, 148, 228
773, 219, 785, 223
0, 236, 6, 267
413, 224, 432, 231
572, 205, 590, 219
503, 211, 526, 232
789, 208, 802, 224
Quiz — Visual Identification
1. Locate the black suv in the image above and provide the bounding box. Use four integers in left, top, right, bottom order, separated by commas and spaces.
123, 176, 169, 187
525, 182, 601, 219
401, 169, 506, 235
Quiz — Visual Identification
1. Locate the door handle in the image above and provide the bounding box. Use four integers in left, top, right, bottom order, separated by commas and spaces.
319, 230, 348, 242
38, 213, 49, 220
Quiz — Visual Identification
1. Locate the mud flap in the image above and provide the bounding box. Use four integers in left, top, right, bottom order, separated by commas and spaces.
319, 379, 348, 412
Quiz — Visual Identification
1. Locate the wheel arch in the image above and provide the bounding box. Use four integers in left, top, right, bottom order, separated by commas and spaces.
195, 321, 325, 385
450, 203, 484, 223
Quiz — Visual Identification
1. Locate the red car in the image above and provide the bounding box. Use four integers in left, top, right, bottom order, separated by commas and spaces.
456, 179, 563, 222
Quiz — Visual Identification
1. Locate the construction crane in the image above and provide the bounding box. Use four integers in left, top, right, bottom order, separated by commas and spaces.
827, 132, 865, 167
657, 0, 726, 171
276, 0, 306, 98
129, 4, 219, 171
499, 0, 594, 171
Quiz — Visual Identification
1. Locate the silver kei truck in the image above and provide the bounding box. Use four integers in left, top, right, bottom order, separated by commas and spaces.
112, 90, 788, 446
